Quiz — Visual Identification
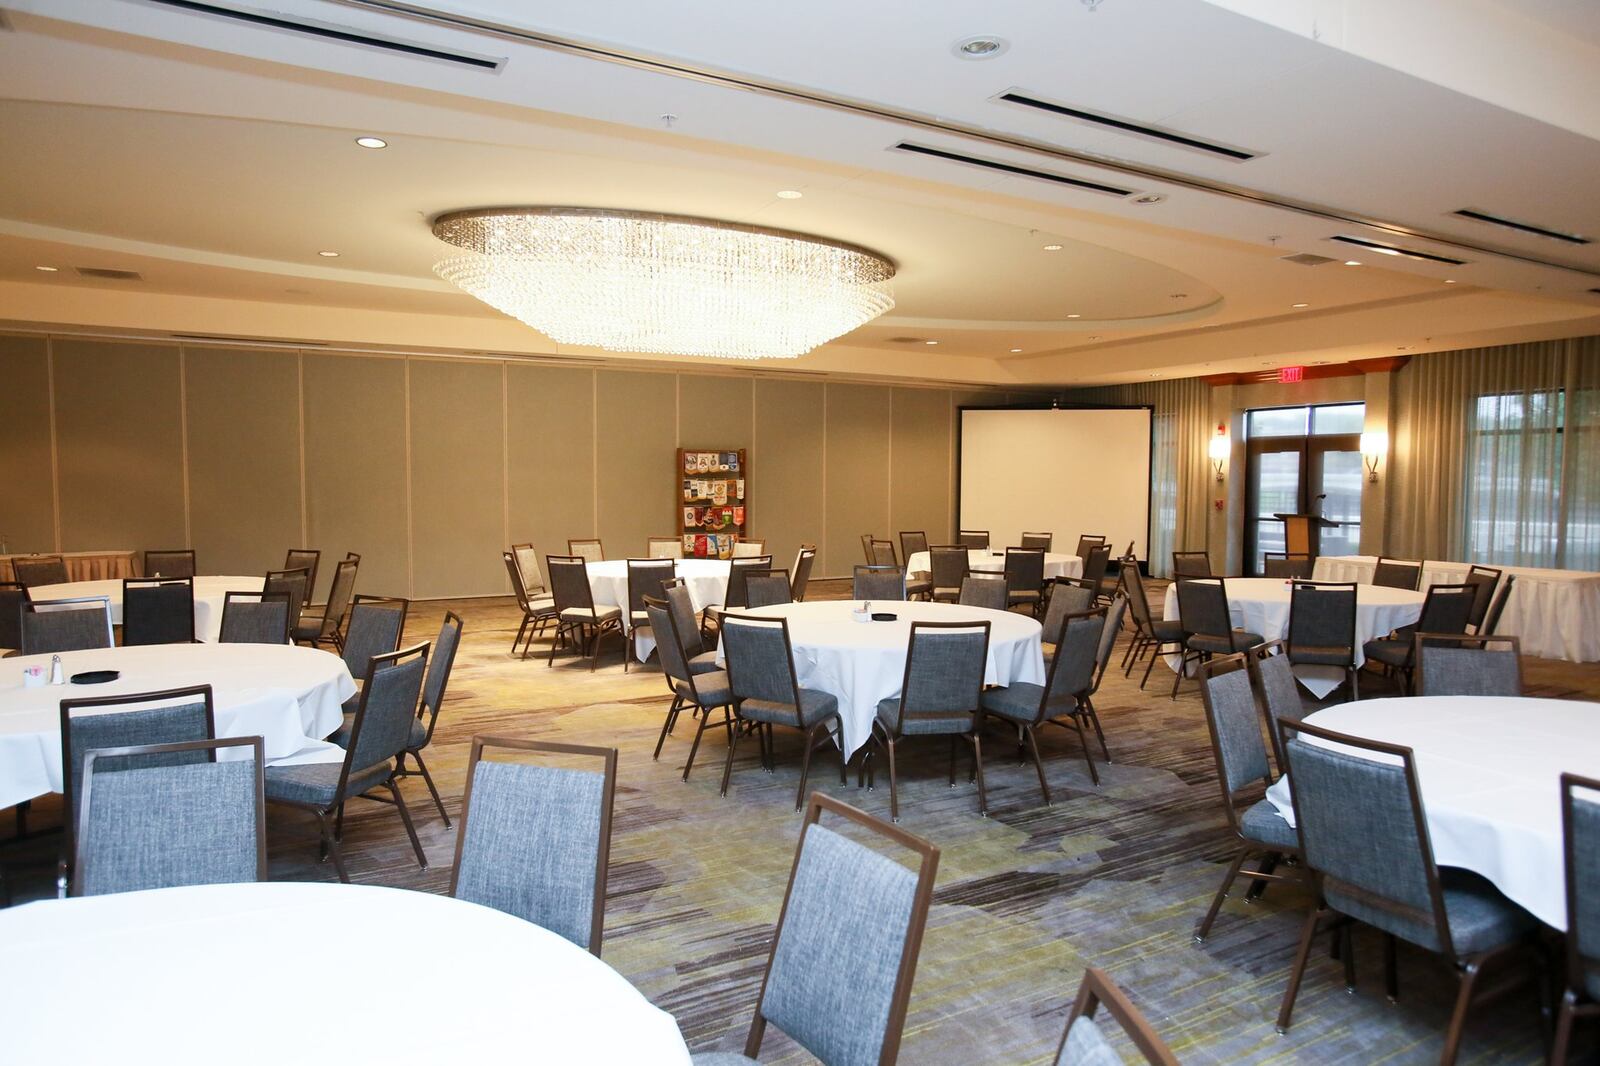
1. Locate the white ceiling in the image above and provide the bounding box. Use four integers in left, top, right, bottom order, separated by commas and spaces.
0, 0, 1597, 384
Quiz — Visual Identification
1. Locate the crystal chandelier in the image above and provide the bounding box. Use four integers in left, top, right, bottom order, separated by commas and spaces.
432, 207, 897, 359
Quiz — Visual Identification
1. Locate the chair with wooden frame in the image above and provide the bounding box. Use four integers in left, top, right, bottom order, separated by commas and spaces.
1003, 547, 1046, 615
1462, 564, 1502, 631
1021, 531, 1053, 551
142, 549, 196, 579
712, 793, 939, 1066
662, 579, 720, 676
11, 554, 67, 587
21, 596, 114, 655
648, 537, 685, 559
1042, 579, 1096, 646
503, 551, 557, 658
338, 594, 409, 702
732, 538, 767, 558
121, 577, 196, 646
957, 574, 1008, 611
898, 530, 930, 569
1053, 967, 1180, 1066
394, 610, 463, 827
718, 612, 846, 810
1073, 533, 1106, 560
702, 555, 773, 635
58, 684, 217, 895
853, 564, 907, 601
1274, 717, 1542, 1061
1263, 552, 1314, 579
645, 596, 734, 780
264, 643, 430, 882
1371, 556, 1422, 591
744, 568, 793, 609
450, 735, 617, 957
1085, 594, 1127, 700
955, 530, 988, 550
928, 545, 970, 603
1246, 640, 1304, 773
860, 533, 876, 565
283, 549, 320, 607
567, 538, 604, 563
1171, 551, 1212, 578
1362, 582, 1476, 694
265, 567, 311, 628
293, 556, 358, 650
625, 557, 677, 672
1481, 574, 1516, 635
861, 620, 991, 821
1554, 771, 1600, 1065
1118, 565, 1184, 688
873, 539, 930, 599
1193, 655, 1302, 942
545, 555, 624, 672
979, 608, 1108, 795
1079, 544, 1114, 605
74, 736, 266, 897
1171, 578, 1265, 699
790, 545, 817, 602
218, 590, 292, 644
511, 543, 547, 598
0, 579, 29, 656
1414, 633, 1522, 697
1285, 580, 1360, 701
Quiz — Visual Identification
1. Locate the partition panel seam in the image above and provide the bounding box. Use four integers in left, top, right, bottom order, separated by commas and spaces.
297, 352, 308, 548
178, 345, 193, 549
45, 337, 62, 553
404, 358, 415, 600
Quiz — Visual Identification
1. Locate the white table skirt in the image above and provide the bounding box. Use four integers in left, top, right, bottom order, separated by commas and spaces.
1313, 554, 1600, 662
1264, 696, 1600, 930
905, 549, 1083, 581
1160, 577, 1424, 697
719, 600, 1046, 757
586, 558, 730, 660
30, 575, 266, 643
0, 642, 354, 809
0, 882, 692, 1065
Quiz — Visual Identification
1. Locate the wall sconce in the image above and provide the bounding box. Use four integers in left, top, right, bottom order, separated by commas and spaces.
1360, 430, 1388, 482
1208, 429, 1229, 482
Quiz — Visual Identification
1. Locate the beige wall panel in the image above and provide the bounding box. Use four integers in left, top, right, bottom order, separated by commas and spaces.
184, 346, 302, 577
0, 336, 55, 553
506, 365, 595, 589
752, 379, 824, 576
52, 339, 185, 556
596, 370, 676, 559
678, 374, 754, 453
890, 388, 953, 548
410, 359, 505, 599
823, 383, 892, 577
302, 353, 409, 599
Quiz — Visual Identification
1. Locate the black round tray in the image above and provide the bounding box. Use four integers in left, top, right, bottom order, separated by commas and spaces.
71, 670, 120, 685
871, 612, 898, 622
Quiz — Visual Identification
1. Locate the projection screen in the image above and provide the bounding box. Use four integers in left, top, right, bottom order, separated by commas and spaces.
959, 406, 1153, 560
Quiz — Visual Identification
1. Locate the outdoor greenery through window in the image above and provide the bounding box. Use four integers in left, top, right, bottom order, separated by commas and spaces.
1244, 403, 1364, 572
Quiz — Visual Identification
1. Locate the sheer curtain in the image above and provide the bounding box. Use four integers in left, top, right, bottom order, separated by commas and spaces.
1389, 334, 1600, 568
1057, 377, 1209, 576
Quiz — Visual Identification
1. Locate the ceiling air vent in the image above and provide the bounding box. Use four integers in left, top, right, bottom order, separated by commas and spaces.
1329, 236, 1466, 266
1452, 208, 1589, 245
1279, 253, 1338, 267
146, 0, 505, 71
890, 142, 1133, 197
75, 267, 143, 280
888, 336, 928, 344
995, 92, 1259, 161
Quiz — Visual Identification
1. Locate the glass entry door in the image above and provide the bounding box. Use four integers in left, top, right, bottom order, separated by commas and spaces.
1243, 403, 1365, 574
1247, 442, 1306, 571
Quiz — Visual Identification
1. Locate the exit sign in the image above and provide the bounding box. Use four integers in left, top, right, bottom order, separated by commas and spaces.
1278, 365, 1305, 383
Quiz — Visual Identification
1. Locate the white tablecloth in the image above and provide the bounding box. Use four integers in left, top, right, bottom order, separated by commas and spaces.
719, 600, 1045, 757
0, 882, 691, 1065
1313, 554, 1600, 662
1160, 577, 1424, 697
905, 549, 1083, 581
30, 575, 265, 643
1265, 696, 1600, 930
586, 558, 730, 660
0, 642, 354, 809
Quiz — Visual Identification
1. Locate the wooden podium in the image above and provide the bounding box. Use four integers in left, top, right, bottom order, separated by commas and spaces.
1273, 513, 1339, 558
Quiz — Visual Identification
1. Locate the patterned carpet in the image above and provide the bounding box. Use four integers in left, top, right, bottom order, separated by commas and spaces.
6, 580, 1593, 1063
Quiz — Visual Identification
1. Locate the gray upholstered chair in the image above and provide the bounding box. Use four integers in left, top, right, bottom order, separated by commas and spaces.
1285, 580, 1359, 700
1041, 579, 1095, 647
790, 545, 817, 602
394, 610, 463, 826
1171, 551, 1212, 578
1414, 633, 1522, 696
744, 568, 792, 609
1079, 544, 1113, 604
1371, 556, 1422, 590
663, 579, 720, 675
694, 793, 938, 1066
450, 735, 617, 956
1247, 641, 1304, 771
979, 608, 1108, 795
859, 533, 876, 565
1171, 578, 1264, 698
74, 736, 265, 897
1119, 566, 1184, 689
265, 566, 311, 627
957, 529, 990, 549
853, 564, 907, 601
546, 555, 623, 671
142, 549, 196, 579
1363, 582, 1476, 694
1054, 967, 1180, 1066
0, 579, 26, 657
625, 557, 677, 671
928, 546, 970, 603
266, 643, 430, 882
121, 577, 196, 646
339, 595, 409, 707
294, 556, 358, 649
863, 621, 991, 820
732, 539, 767, 558
1274, 718, 1540, 1060
719, 613, 844, 810
504, 550, 557, 658
1481, 574, 1516, 635
1194, 655, 1301, 942
1554, 772, 1600, 1065
567, 538, 604, 563
283, 548, 320, 606
703, 556, 774, 634
649, 537, 685, 559
899, 530, 929, 566
646, 597, 733, 781
1074, 534, 1106, 560
1021, 532, 1053, 551
58, 684, 216, 894
873, 539, 929, 599
11, 554, 67, 587
1263, 552, 1313, 579
1086, 594, 1127, 697
22, 596, 114, 654
1003, 547, 1046, 614
218, 590, 292, 644
958, 574, 1008, 611
1463, 564, 1502, 631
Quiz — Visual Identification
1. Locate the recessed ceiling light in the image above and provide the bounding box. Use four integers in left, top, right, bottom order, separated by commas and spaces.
35, 265, 58, 272
1396, 345, 1414, 351
1009, 347, 1023, 353
1344, 260, 1362, 266
953, 35, 1008, 59
1170, 293, 1188, 299
1292, 302, 1309, 308
1444, 278, 1457, 283
1087, 335, 1101, 341
776, 190, 803, 200
1133, 194, 1166, 205
1043, 244, 1063, 252
318, 250, 341, 258
925, 340, 938, 345
354, 136, 388, 149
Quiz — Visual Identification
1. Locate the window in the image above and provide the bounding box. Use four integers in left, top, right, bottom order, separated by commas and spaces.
1243, 403, 1365, 573
1465, 390, 1575, 566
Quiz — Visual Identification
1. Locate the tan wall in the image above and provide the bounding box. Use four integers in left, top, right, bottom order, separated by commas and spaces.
3, 333, 1010, 596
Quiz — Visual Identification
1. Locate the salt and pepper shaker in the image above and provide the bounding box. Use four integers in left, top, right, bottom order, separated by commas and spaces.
49, 654, 64, 685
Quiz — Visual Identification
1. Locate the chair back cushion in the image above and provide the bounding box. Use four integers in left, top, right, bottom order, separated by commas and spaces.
1416, 642, 1520, 697
1200, 665, 1270, 795
342, 600, 407, 678
627, 559, 676, 613
726, 556, 772, 608
929, 548, 969, 589
13, 556, 68, 586
65, 700, 214, 816
745, 570, 793, 609
957, 575, 1007, 611
1004, 548, 1045, 591
219, 594, 290, 644
546, 556, 595, 612
790, 549, 816, 601
422, 613, 464, 719
346, 652, 428, 773
899, 532, 929, 560
22, 601, 113, 654
1287, 582, 1356, 659
852, 566, 906, 601
646, 600, 692, 683
1569, 782, 1600, 977
1174, 579, 1230, 639
663, 581, 705, 656
122, 580, 195, 646
721, 616, 798, 706
1047, 611, 1105, 701
1042, 582, 1095, 644
900, 623, 989, 717
1416, 583, 1476, 636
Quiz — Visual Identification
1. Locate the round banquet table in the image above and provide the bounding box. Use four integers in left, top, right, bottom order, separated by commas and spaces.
0, 642, 354, 809
719, 599, 1046, 757
906, 549, 1083, 582
0, 882, 692, 1066
586, 558, 731, 659
30, 575, 266, 643
1160, 577, 1425, 697
1264, 696, 1600, 930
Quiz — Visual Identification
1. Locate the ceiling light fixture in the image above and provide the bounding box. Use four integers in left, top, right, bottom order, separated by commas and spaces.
776, 190, 803, 200
318, 250, 341, 257
35, 265, 58, 272
1043, 244, 1063, 251
432, 207, 896, 358
1132, 194, 1166, 204
1067, 313, 1081, 319
1009, 347, 1022, 353
354, 136, 388, 149
1444, 278, 1457, 284
953, 35, 1008, 59
1344, 260, 1362, 266
925, 340, 938, 345
1291, 302, 1309, 308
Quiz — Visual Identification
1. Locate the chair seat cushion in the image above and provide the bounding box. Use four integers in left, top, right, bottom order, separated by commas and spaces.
875, 698, 972, 736
980, 682, 1079, 724
265, 760, 390, 807
1187, 630, 1265, 654
331, 714, 426, 751
1238, 798, 1299, 850
1150, 619, 1184, 641
689, 1054, 759, 1066
1007, 589, 1042, 604
688, 650, 721, 675
1329, 868, 1536, 955
932, 587, 961, 601
1289, 644, 1354, 667
906, 577, 932, 595
676, 670, 731, 707
560, 605, 621, 623
1362, 638, 1410, 667
740, 688, 837, 727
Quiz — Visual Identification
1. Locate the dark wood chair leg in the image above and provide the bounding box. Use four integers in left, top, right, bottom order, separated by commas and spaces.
408, 749, 452, 828
794, 723, 817, 811
1024, 724, 1052, 806
1070, 713, 1100, 785
387, 781, 428, 869
969, 732, 987, 815
1551, 991, 1578, 1066
884, 734, 900, 822
1341, 923, 1357, 992
1276, 906, 1328, 1033
654, 695, 684, 760
1440, 959, 1485, 1066
316, 810, 350, 884
1196, 850, 1249, 942
1384, 933, 1399, 1003
682, 703, 726, 782
718, 717, 744, 796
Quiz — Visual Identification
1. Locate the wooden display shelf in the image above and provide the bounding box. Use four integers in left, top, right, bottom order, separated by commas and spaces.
678, 447, 747, 559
